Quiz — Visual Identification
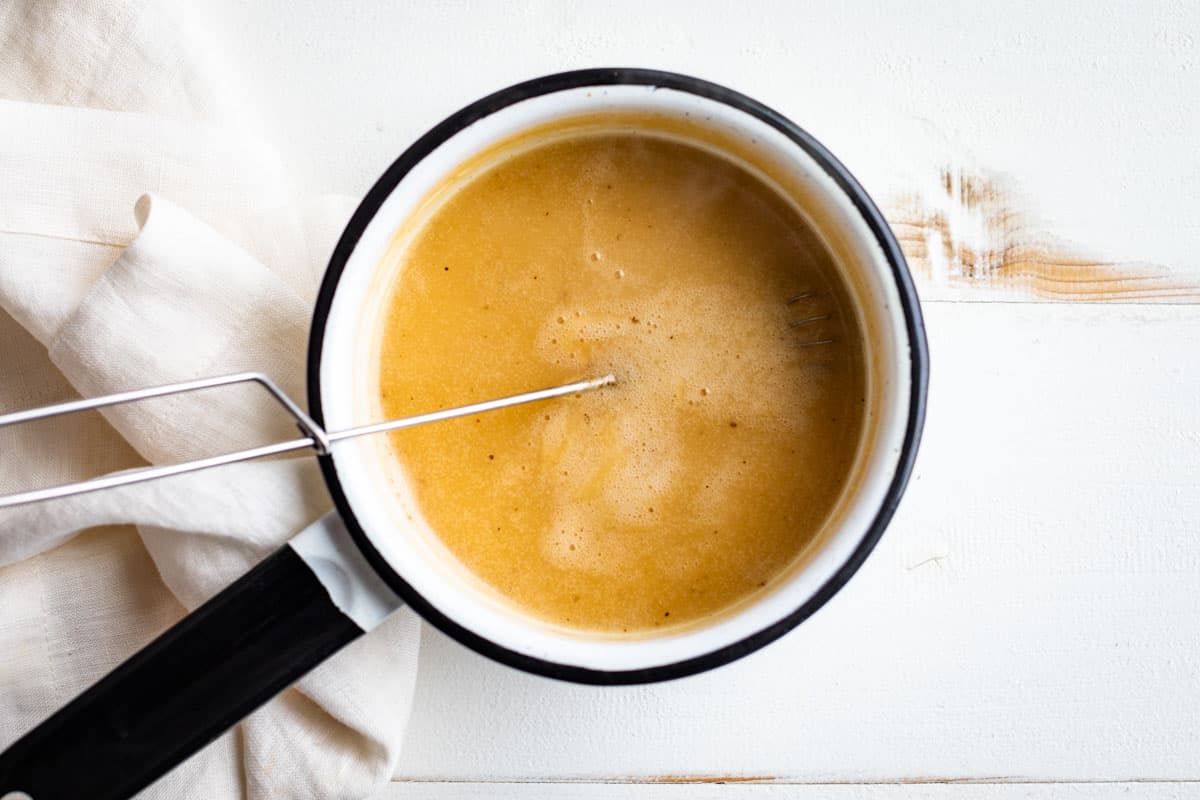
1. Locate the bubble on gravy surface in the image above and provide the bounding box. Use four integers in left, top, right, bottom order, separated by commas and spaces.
376, 130, 867, 633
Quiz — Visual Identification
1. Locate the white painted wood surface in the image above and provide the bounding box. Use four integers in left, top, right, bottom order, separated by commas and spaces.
192, 0, 1200, 792
393, 302, 1200, 783
384, 783, 1199, 800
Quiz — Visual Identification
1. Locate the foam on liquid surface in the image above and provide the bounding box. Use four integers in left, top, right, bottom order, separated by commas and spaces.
376, 132, 866, 633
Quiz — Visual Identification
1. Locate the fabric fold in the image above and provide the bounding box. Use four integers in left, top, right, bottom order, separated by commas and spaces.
49, 193, 311, 463
0, 1, 422, 797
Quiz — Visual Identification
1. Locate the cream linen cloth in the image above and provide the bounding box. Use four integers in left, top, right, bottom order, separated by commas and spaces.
0, 2, 421, 798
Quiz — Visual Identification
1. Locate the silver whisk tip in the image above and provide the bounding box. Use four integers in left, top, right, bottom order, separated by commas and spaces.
576, 373, 617, 390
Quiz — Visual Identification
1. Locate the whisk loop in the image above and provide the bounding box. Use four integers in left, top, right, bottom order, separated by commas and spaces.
786, 291, 835, 347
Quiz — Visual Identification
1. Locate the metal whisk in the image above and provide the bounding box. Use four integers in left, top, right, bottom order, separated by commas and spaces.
0, 372, 616, 509
0, 292, 831, 509
787, 292, 834, 347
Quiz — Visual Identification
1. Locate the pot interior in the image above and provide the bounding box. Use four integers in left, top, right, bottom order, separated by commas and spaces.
316, 76, 916, 676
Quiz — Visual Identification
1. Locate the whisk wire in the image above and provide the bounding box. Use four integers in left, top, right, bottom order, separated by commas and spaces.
0, 373, 615, 509
787, 291, 834, 346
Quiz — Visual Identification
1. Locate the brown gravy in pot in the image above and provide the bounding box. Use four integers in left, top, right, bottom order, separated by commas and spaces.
374, 126, 867, 633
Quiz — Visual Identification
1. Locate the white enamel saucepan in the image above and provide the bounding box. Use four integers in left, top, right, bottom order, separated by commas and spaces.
0, 69, 928, 800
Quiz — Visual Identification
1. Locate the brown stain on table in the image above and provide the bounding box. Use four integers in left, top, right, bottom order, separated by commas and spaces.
643, 775, 776, 784
894, 775, 1015, 785
885, 168, 1198, 302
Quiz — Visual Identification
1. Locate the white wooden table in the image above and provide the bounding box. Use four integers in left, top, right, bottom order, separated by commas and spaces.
197, 2, 1200, 796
